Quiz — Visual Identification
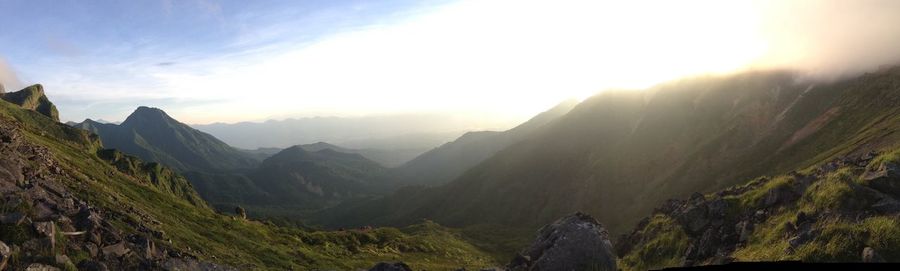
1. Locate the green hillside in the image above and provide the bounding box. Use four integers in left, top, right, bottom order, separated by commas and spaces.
0, 97, 497, 270
390, 99, 577, 187
1, 84, 59, 121
72, 106, 258, 172
319, 67, 900, 258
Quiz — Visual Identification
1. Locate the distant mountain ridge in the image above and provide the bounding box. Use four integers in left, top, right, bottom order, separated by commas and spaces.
72, 106, 258, 172
318, 68, 900, 241
390, 99, 577, 187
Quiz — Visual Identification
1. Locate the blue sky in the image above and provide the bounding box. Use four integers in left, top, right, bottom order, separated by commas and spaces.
2, 0, 899, 124
0, 0, 457, 123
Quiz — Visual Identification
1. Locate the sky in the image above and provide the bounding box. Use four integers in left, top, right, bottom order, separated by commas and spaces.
1, 0, 900, 124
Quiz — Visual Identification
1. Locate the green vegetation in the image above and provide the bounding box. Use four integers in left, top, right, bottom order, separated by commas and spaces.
72, 106, 258, 172
800, 168, 871, 212
1, 99, 496, 269
1, 84, 59, 121
325, 68, 900, 241
619, 215, 690, 271
732, 211, 796, 261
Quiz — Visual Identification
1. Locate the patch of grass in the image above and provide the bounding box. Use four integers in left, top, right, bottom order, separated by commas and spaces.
793, 218, 867, 262
799, 168, 870, 212
458, 224, 533, 263
738, 175, 795, 209
732, 211, 797, 261
619, 215, 690, 271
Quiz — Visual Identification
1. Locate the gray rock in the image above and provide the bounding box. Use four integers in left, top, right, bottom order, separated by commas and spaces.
368, 262, 413, 271
508, 212, 616, 271
101, 242, 130, 258
679, 205, 710, 234
862, 247, 884, 263
861, 162, 900, 196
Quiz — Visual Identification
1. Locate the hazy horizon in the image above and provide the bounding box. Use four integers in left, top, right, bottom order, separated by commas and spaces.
3, 0, 900, 125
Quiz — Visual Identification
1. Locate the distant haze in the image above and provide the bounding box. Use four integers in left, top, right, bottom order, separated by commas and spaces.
1, 0, 899, 124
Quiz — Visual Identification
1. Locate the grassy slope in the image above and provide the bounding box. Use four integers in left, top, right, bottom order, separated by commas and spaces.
1, 100, 496, 270
618, 149, 900, 270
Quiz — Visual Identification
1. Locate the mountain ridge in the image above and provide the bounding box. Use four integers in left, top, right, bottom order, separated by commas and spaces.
72, 106, 258, 172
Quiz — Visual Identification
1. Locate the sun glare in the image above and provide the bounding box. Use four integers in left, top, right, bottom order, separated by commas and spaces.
149, 0, 774, 124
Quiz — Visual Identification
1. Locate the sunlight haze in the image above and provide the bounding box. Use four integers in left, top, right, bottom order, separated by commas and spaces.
1, 0, 899, 124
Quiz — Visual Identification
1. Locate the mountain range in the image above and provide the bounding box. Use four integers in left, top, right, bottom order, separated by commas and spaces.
10, 66, 900, 269
315, 68, 900, 244
191, 113, 514, 166
0, 84, 501, 270
72, 107, 258, 172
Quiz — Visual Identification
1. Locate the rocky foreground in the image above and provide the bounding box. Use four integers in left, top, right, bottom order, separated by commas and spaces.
617, 151, 900, 269
0, 119, 229, 270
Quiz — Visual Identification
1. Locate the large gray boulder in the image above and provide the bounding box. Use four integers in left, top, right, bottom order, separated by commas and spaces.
508, 212, 617, 271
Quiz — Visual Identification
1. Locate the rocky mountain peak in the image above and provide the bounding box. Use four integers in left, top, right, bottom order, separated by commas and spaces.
0, 84, 59, 121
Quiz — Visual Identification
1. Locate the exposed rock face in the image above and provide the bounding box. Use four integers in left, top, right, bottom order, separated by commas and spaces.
0, 118, 225, 270
368, 262, 413, 271
507, 212, 616, 271
1, 84, 59, 121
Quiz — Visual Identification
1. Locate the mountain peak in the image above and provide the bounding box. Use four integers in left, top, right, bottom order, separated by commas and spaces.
122, 106, 176, 126
1, 83, 58, 121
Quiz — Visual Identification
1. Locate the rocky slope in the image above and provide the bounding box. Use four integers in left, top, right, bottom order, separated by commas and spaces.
0, 106, 225, 270
617, 150, 900, 270
1, 94, 499, 270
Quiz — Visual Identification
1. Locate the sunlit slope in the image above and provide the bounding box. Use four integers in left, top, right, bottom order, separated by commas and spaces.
325, 68, 900, 239
1, 98, 496, 270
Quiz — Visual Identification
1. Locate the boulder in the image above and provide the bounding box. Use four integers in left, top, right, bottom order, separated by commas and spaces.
368, 262, 413, 271
507, 212, 616, 271
862, 247, 884, 263
101, 242, 130, 259
677, 205, 709, 234
861, 162, 900, 196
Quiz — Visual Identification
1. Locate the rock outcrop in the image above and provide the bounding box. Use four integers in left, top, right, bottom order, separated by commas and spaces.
618, 151, 900, 268
1, 84, 59, 121
507, 212, 617, 271
0, 118, 224, 270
